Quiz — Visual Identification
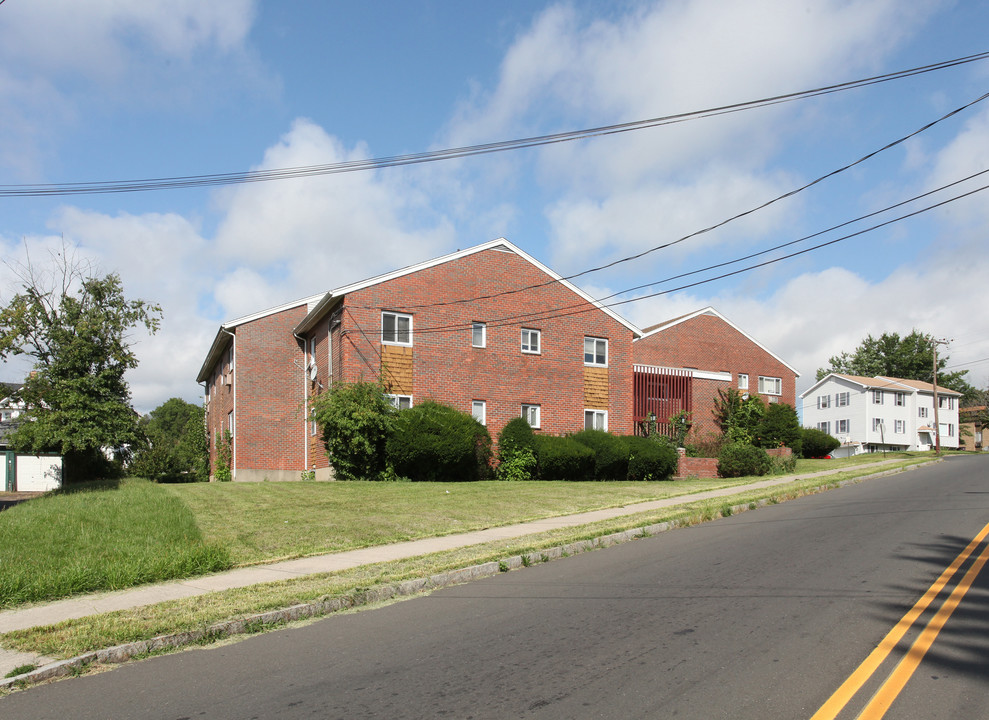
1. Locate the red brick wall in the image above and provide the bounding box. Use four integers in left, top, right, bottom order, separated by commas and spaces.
335, 247, 635, 446
203, 305, 312, 481
204, 344, 234, 478
634, 312, 797, 438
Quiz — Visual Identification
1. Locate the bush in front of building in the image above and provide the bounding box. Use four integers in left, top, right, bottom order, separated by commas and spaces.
571, 429, 629, 481
753, 403, 803, 457
311, 381, 395, 481
800, 427, 841, 458
387, 400, 492, 482
496, 417, 538, 481
623, 435, 679, 481
533, 434, 595, 481
717, 442, 771, 478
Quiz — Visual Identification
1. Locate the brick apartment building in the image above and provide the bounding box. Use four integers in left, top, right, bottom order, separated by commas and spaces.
632, 307, 800, 438
198, 242, 801, 481
198, 239, 639, 481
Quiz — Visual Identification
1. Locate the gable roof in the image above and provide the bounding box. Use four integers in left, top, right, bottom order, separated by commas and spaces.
800, 373, 963, 398
196, 294, 324, 383
636, 306, 800, 377
295, 238, 643, 336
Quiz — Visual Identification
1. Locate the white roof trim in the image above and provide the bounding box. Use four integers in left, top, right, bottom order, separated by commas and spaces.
296, 238, 642, 336
637, 306, 800, 377
799, 373, 962, 398
222, 293, 325, 330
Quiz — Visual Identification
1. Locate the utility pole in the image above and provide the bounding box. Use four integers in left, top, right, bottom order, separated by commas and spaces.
930, 336, 950, 457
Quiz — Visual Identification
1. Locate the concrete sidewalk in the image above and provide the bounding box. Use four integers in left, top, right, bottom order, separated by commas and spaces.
0, 461, 920, 679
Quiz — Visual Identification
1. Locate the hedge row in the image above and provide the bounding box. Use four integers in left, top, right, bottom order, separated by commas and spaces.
498, 423, 678, 482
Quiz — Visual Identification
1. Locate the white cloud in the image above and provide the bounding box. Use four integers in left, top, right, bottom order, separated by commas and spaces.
212, 119, 456, 316
0, 0, 260, 179
445, 0, 936, 274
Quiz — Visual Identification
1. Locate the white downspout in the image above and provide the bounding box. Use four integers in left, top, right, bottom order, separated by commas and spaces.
294, 332, 309, 473
220, 327, 236, 480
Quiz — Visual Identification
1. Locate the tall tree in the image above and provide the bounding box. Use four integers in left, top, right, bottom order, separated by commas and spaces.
129, 398, 209, 482
816, 330, 975, 400
0, 247, 161, 481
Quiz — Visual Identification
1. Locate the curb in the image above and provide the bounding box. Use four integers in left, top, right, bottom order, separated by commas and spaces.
0, 460, 935, 692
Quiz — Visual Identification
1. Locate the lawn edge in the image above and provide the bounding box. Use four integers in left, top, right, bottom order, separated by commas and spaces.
0, 459, 936, 693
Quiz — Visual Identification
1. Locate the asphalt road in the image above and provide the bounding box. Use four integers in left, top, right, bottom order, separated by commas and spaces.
3, 456, 987, 719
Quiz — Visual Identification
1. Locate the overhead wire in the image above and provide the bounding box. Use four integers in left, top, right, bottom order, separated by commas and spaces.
1, 51, 988, 198
358, 87, 989, 312
396, 175, 989, 336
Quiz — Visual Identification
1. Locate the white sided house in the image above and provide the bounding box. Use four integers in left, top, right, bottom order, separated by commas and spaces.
801, 374, 961, 457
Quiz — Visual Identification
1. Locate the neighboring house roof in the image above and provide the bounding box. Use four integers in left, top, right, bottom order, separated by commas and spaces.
196, 294, 324, 383
294, 238, 643, 337
1, 381, 23, 399
635, 306, 800, 377
800, 373, 963, 398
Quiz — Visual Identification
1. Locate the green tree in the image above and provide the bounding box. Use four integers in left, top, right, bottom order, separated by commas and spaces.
129, 398, 208, 482
816, 330, 975, 399
713, 387, 765, 444
753, 402, 802, 455
0, 249, 161, 482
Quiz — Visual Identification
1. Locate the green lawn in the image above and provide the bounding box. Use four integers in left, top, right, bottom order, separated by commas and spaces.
0, 452, 932, 609
0, 479, 230, 608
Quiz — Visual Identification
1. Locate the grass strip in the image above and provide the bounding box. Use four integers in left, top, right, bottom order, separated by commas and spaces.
165, 453, 917, 567
0, 479, 231, 608
0, 457, 930, 661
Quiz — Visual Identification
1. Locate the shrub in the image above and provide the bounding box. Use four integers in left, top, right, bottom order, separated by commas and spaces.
717, 442, 771, 478
534, 435, 595, 481
623, 435, 678, 481
800, 427, 841, 458
311, 381, 394, 481
753, 403, 802, 456
685, 431, 725, 458
571, 429, 629, 481
387, 401, 492, 482
497, 417, 538, 481
769, 452, 797, 475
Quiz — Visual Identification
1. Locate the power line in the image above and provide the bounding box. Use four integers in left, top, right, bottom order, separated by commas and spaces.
358, 87, 989, 313
2, 51, 988, 198
399, 176, 989, 336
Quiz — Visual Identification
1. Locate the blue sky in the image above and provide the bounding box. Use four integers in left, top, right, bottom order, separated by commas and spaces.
2, 0, 989, 414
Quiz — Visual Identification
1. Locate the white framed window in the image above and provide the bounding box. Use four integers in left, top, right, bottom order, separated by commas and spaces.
471, 400, 486, 425
521, 328, 541, 354
918, 406, 928, 418
873, 418, 884, 432
837, 419, 850, 434
758, 376, 781, 395
738, 373, 748, 390
227, 410, 234, 434
471, 322, 486, 348
939, 396, 954, 410
872, 390, 884, 405
584, 409, 607, 431
386, 394, 413, 410
894, 392, 905, 407
583, 337, 608, 366
948, 424, 955, 436
310, 408, 317, 437
836, 392, 849, 407
382, 312, 412, 346
817, 421, 830, 434
894, 420, 906, 433
522, 404, 541, 428
817, 395, 831, 409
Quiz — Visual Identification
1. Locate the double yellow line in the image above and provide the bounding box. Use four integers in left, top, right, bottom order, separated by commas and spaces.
811, 520, 989, 720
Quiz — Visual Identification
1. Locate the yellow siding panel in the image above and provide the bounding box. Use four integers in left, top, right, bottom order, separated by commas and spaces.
584, 366, 609, 409
381, 345, 414, 395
